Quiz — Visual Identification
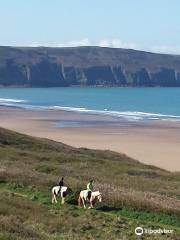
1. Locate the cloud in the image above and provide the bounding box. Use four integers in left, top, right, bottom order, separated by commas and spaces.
149, 45, 180, 55
57, 38, 91, 47
111, 39, 137, 49
27, 38, 137, 49
97, 38, 137, 49
99, 39, 111, 47
12, 38, 180, 55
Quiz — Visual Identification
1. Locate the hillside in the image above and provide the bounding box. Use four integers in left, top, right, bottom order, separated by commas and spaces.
1, 46, 180, 87
0, 127, 180, 239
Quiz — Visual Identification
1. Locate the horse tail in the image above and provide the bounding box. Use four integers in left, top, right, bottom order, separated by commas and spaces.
78, 194, 82, 206
51, 187, 55, 204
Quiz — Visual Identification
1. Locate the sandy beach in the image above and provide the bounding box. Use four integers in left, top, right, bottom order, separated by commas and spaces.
0, 107, 180, 171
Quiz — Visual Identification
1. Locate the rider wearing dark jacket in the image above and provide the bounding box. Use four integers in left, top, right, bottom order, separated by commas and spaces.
58, 177, 64, 193
58, 177, 64, 187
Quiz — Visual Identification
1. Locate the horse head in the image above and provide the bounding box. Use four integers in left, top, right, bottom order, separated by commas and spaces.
67, 187, 73, 194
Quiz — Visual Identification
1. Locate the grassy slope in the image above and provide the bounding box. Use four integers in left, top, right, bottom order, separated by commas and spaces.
0, 127, 180, 240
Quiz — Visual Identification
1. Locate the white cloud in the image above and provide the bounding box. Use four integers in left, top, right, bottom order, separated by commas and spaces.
149, 45, 180, 55
99, 39, 111, 47
111, 39, 137, 49
60, 38, 138, 50
10, 38, 180, 55
111, 39, 122, 48
25, 38, 137, 49
58, 38, 91, 47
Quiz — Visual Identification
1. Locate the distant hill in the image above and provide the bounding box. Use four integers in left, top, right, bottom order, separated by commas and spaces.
1, 46, 180, 87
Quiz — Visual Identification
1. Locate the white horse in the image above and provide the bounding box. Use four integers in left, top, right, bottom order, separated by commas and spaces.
78, 190, 102, 209
51, 186, 72, 204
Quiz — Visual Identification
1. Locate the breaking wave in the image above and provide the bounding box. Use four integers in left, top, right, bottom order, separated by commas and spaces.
0, 98, 180, 122
47, 106, 180, 122
0, 98, 26, 103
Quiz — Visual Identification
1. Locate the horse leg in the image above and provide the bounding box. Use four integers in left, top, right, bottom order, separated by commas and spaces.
78, 196, 81, 207
61, 197, 65, 204
90, 200, 94, 209
52, 192, 57, 204
89, 197, 94, 209
82, 198, 86, 209
52, 194, 54, 204
54, 194, 58, 203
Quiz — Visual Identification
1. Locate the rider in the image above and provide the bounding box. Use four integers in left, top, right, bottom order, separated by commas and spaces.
58, 177, 64, 193
87, 179, 94, 200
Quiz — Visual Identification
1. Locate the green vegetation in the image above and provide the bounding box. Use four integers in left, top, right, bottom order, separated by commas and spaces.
0, 127, 180, 239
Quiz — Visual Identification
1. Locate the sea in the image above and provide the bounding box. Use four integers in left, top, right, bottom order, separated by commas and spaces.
0, 87, 180, 122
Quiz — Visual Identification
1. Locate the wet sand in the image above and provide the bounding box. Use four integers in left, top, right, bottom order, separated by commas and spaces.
0, 107, 180, 171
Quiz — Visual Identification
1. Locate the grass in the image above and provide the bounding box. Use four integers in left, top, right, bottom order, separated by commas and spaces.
0, 127, 180, 239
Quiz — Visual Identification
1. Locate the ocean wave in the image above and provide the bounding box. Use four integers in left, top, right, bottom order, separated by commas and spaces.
47, 106, 180, 122
0, 98, 27, 109
0, 98, 26, 103
0, 99, 180, 122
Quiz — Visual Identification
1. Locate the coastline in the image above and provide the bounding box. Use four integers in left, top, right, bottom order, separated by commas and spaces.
0, 106, 180, 171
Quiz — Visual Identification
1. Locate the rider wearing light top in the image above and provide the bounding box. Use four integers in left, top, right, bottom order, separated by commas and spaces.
87, 179, 94, 200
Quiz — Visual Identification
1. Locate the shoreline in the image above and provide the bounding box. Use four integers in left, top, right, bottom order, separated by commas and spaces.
0, 106, 180, 171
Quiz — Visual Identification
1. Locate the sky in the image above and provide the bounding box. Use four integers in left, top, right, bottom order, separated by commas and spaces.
0, 0, 180, 54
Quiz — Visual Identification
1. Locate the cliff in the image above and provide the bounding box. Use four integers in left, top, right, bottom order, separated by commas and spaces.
1, 46, 180, 87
